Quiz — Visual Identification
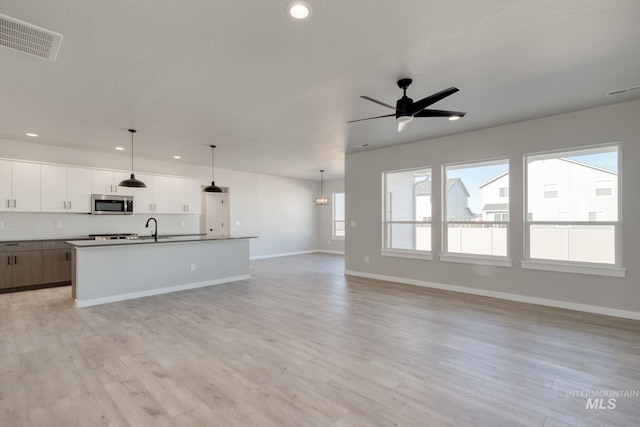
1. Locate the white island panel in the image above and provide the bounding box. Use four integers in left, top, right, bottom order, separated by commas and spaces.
71, 238, 251, 307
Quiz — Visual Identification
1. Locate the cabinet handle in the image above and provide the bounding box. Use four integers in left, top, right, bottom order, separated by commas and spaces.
186, 205, 189, 212
14, 255, 17, 265
6, 200, 9, 208
153, 203, 156, 211
68, 201, 72, 210
7, 256, 11, 265
66, 252, 70, 261
12, 200, 16, 208
63, 201, 67, 209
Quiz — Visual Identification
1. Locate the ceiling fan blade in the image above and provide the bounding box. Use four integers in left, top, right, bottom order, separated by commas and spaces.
410, 87, 459, 114
414, 109, 466, 118
361, 96, 396, 110
347, 113, 395, 124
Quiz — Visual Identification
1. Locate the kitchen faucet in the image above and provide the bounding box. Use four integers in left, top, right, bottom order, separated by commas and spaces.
145, 217, 158, 242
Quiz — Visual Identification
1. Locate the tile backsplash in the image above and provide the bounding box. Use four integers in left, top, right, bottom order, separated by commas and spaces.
0, 212, 200, 241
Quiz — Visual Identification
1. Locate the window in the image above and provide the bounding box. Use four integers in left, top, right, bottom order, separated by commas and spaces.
383, 167, 432, 253
544, 184, 558, 198
525, 144, 619, 266
332, 193, 345, 238
595, 180, 613, 196
443, 159, 509, 257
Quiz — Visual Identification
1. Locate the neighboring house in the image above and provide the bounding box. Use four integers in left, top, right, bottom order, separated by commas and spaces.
480, 158, 617, 221
443, 178, 474, 221
479, 171, 510, 221
414, 177, 474, 221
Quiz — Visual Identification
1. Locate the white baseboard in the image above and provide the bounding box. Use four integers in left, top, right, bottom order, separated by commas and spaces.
344, 270, 640, 321
75, 275, 250, 308
250, 250, 317, 260
316, 250, 345, 255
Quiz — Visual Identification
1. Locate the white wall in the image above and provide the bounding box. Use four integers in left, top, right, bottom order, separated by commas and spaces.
0, 138, 318, 258
317, 178, 345, 254
345, 99, 640, 317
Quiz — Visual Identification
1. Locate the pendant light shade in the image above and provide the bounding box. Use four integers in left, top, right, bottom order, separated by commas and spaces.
118, 129, 146, 188
204, 145, 223, 193
314, 169, 330, 206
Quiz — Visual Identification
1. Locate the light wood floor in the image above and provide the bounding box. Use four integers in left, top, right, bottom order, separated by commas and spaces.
1, 253, 639, 426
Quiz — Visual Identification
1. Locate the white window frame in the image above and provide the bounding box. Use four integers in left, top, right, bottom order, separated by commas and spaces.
522, 143, 625, 277
441, 158, 511, 266
332, 192, 345, 239
381, 167, 433, 260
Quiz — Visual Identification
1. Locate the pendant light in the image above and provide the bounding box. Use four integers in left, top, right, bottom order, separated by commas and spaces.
204, 145, 223, 192
314, 169, 330, 206
118, 129, 146, 188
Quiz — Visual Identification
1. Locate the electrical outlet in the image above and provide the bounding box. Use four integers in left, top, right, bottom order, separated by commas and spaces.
351, 220, 357, 227
365, 256, 369, 263
236, 220, 240, 226
180, 220, 185, 226
190, 264, 196, 271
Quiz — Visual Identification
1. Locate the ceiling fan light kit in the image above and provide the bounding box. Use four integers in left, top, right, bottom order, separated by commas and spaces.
348, 78, 466, 132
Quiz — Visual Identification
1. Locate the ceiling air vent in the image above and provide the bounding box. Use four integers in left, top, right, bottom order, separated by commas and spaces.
0, 14, 63, 62
607, 85, 640, 96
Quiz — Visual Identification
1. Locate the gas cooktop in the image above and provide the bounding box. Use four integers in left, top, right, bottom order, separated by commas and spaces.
89, 233, 139, 240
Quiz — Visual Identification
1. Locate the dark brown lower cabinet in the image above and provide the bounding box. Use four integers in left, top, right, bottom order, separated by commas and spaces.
42, 249, 71, 283
0, 240, 71, 291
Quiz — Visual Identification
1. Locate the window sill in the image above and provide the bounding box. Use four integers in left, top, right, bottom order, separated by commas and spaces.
521, 260, 626, 278
439, 253, 512, 267
380, 249, 433, 260
331, 236, 345, 241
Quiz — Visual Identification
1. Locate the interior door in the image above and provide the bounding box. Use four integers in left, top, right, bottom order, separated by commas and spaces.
205, 193, 229, 236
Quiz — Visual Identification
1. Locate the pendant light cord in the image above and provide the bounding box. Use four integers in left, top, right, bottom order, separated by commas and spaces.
211, 145, 217, 182
129, 129, 136, 174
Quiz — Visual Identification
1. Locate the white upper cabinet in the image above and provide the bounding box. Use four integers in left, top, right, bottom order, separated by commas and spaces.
41, 165, 93, 213
0, 160, 12, 212
67, 167, 92, 213
92, 169, 134, 196
41, 164, 68, 212
170, 177, 201, 214
1, 161, 41, 212
152, 175, 172, 213
134, 174, 171, 214
185, 178, 202, 214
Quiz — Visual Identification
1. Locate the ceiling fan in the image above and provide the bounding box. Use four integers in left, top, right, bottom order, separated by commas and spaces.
348, 78, 466, 132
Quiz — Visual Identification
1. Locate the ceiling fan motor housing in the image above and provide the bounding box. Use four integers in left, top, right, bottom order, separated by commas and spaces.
396, 96, 413, 119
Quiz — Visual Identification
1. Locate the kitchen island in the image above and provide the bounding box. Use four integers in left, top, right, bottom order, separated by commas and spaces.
67, 235, 256, 307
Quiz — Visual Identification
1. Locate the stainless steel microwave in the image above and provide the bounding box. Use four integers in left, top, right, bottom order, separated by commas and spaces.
91, 194, 134, 215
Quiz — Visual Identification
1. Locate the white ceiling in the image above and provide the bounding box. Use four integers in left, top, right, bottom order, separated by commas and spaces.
1, 1, 640, 181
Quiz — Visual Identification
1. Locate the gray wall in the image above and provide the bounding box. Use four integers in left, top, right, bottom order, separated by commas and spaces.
0, 138, 318, 259
317, 178, 345, 254
345, 99, 640, 316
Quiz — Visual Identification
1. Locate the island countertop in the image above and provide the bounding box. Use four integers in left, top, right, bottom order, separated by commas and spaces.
67, 235, 257, 248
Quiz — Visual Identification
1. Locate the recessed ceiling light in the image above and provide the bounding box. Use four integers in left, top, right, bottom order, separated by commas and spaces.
115, 147, 124, 151
173, 155, 181, 159
287, 1, 312, 20
25, 132, 38, 137
448, 115, 460, 121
